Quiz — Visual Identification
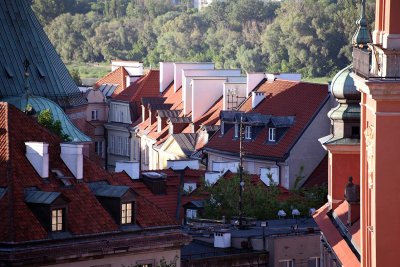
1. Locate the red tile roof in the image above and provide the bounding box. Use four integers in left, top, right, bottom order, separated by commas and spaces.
0, 102, 180, 243
113, 70, 161, 120
313, 204, 360, 267
302, 155, 328, 188
94, 66, 128, 96
205, 79, 329, 160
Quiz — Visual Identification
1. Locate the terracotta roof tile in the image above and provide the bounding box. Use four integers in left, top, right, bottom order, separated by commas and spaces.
313, 204, 360, 267
205, 80, 329, 160
94, 66, 128, 96
0, 102, 182, 243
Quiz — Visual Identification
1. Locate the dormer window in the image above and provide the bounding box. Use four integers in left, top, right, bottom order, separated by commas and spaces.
52, 208, 64, 231
89, 183, 137, 226
220, 122, 225, 135
234, 124, 239, 138
245, 126, 252, 140
121, 202, 133, 224
269, 128, 276, 142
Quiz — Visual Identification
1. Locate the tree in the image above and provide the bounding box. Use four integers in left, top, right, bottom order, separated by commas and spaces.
70, 69, 82, 86
38, 109, 71, 141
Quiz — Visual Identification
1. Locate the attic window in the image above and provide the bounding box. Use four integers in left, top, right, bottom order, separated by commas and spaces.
234, 124, 239, 138
51, 208, 64, 231
36, 65, 46, 78
269, 128, 276, 142
245, 126, 252, 140
121, 202, 133, 224
4, 66, 13, 78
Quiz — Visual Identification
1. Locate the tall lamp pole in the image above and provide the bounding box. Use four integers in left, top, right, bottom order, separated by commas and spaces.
239, 115, 244, 228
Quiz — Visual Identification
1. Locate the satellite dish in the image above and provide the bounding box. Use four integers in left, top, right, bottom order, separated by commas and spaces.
278, 210, 286, 218
292, 209, 300, 216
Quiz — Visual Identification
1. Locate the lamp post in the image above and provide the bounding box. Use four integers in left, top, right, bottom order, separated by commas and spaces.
238, 115, 244, 228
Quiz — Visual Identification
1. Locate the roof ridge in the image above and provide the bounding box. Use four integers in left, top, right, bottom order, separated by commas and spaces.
94, 66, 124, 89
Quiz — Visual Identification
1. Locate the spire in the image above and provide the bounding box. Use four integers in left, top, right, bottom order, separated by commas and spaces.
352, 0, 371, 47
22, 59, 35, 115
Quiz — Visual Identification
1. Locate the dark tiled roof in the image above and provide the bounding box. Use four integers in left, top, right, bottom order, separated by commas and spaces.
205, 80, 329, 160
0, 0, 85, 107
169, 117, 192, 124
25, 190, 61, 205
173, 133, 198, 156
89, 184, 131, 198
158, 109, 181, 118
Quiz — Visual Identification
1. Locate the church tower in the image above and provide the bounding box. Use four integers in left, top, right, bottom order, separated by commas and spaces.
352, 0, 400, 266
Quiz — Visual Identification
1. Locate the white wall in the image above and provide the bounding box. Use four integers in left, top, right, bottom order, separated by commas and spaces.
182, 69, 241, 115
191, 78, 227, 122
111, 60, 144, 76
246, 73, 266, 96
223, 82, 247, 110
173, 63, 214, 92
160, 62, 175, 93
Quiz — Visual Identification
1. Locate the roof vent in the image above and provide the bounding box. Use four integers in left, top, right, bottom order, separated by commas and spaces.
25, 142, 49, 178
214, 230, 231, 248
142, 172, 167, 195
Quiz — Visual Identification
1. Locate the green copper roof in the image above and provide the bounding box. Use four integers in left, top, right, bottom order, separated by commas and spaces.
0, 0, 86, 107
352, 0, 371, 46
3, 95, 91, 142
331, 65, 359, 101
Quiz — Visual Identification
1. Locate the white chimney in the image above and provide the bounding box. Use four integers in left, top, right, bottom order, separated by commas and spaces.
214, 230, 231, 248
160, 62, 175, 93
115, 161, 140, 180
60, 143, 83, 180
246, 73, 265, 96
173, 63, 214, 92
251, 92, 265, 109
205, 171, 222, 185
212, 161, 239, 173
25, 142, 49, 178
167, 159, 199, 170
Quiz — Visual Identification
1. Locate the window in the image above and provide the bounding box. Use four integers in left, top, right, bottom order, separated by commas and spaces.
110, 135, 115, 154
119, 111, 124, 122
91, 109, 98, 120
186, 209, 198, 219
279, 259, 294, 267
234, 124, 239, 138
220, 122, 224, 135
245, 126, 252, 139
117, 136, 122, 155
269, 127, 276, 142
52, 209, 64, 231
95, 141, 103, 157
121, 202, 133, 224
308, 257, 321, 267
169, 124, 173, 135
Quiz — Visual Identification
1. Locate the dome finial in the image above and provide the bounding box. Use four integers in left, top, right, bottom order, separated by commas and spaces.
352, 0, 371, 47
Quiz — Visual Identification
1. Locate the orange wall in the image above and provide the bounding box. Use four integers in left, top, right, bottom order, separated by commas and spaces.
329, 151, 360, 209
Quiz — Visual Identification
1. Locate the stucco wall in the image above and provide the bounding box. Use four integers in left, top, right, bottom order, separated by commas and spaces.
287, 96, 333, 188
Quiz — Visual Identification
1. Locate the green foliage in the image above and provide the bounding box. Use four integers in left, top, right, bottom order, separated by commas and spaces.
35, 0, 375, 77
37, 109, 71, 141
200, 170, 327, 221
70, 69, 82, 86
201, 173, 280, 220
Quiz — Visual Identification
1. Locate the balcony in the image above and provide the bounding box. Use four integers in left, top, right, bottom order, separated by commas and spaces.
353, 44, 400, 80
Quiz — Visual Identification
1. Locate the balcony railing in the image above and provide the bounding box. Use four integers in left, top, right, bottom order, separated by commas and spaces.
352, 45, 400, 80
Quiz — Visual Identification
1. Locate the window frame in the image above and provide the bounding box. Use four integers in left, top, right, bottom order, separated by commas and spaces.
121, 202, 134, 225
95, 141, 103, 157
269, 127, 276, 142
234, 124, 239, 138
51, 208, 65, 232
244, 125, 252, 140
91, 109, 98, 121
